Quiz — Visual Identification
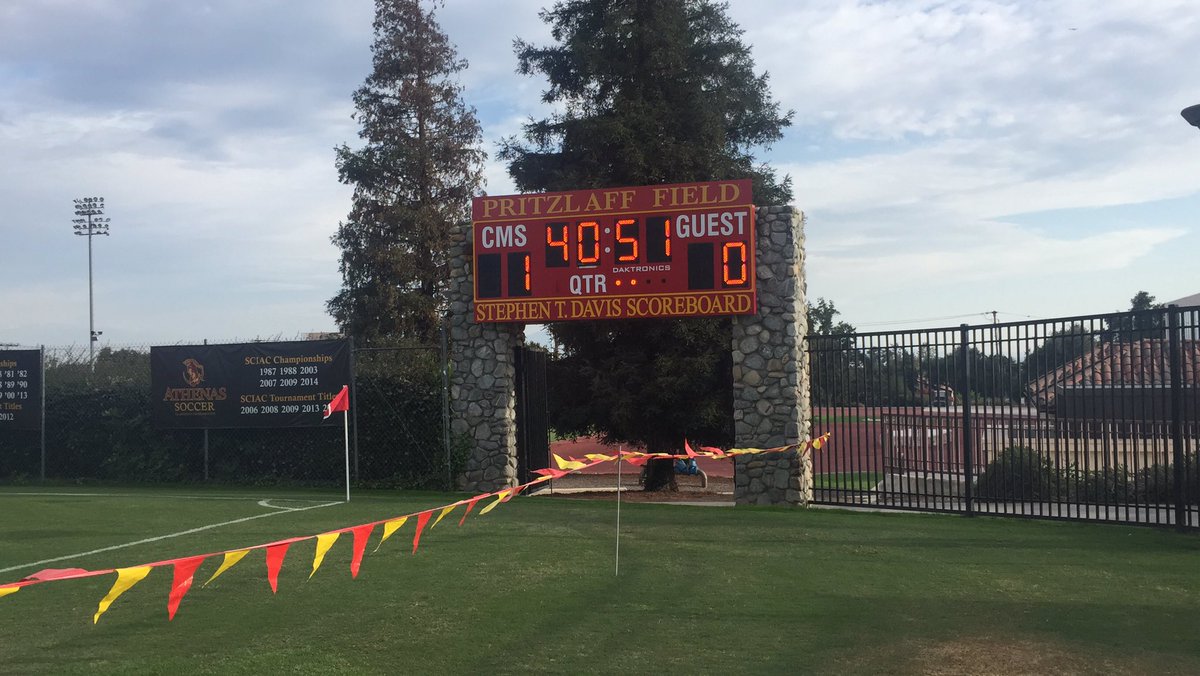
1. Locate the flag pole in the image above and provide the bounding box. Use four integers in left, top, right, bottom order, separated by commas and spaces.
615, 445, 622, 576
343, 408, 351, 503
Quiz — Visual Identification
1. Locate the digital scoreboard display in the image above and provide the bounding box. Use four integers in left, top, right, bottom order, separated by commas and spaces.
471, 179, 756, 323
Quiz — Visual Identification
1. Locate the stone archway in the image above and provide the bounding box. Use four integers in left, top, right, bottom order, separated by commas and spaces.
444, 205, 811, 505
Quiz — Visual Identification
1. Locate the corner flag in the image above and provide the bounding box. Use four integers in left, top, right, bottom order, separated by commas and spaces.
323, 386, 349, 420
323, 385, 353, 502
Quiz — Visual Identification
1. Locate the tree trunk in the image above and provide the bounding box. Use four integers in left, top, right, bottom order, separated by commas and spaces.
642, 457, 677, 492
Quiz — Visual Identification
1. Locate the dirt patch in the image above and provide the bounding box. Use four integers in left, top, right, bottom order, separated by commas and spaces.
851, 637, 1181, 676
533, 473, 734, 503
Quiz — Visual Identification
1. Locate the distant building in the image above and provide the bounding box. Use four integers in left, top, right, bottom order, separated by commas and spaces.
1026, 338, 1200, 421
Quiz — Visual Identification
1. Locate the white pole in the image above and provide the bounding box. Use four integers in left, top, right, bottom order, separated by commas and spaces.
615, 445, 622, 576
343, 408, 351, 503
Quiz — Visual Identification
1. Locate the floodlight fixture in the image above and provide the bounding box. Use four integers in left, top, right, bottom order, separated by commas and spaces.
1183, 104, 1200, 130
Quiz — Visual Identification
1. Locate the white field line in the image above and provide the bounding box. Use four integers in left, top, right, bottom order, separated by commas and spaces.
0, 500, 341, 576
0, 492, 334, 503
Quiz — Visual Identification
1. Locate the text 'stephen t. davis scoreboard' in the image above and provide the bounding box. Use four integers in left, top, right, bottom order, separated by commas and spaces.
150, 339, 350, 429
471, 179, 755, 323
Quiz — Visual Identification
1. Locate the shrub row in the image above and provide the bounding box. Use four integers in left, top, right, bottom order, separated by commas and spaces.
974, 446, 1200, 505
1, 371, 452, 489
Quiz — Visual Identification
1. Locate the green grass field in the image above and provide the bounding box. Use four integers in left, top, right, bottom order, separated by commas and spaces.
1, 486, 1199, 675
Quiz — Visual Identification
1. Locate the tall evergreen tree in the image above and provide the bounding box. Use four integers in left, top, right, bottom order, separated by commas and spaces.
504, 0, 793, 489
329, 0, 485, 344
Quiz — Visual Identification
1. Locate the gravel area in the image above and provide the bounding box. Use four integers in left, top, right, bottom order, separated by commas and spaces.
531, 472, 734, 502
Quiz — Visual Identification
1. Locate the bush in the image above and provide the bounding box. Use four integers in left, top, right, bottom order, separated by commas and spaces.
974, 446, 1058, 500
1063, 465, 1133, 504
0, 345, 449, 489
1134, 451, 1200, 505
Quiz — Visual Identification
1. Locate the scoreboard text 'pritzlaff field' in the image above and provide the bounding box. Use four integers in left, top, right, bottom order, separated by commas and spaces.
471, 179, 756, 323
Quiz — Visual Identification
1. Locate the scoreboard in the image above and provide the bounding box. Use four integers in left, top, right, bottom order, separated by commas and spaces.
471, 179, 756, 323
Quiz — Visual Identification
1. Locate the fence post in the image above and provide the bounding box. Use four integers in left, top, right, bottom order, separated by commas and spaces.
1167, 305, 1187, 530
959, 324, 974, 517
441, 321, 452, 491
348, 336, 360, 483
39, 345, 46, 482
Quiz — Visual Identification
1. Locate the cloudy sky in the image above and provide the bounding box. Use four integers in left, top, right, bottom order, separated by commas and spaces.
2, 0, 1197, 349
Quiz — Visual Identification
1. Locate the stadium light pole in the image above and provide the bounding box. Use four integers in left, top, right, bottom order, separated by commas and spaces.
1183, 104, 1200, 131
72, 197, 110, 370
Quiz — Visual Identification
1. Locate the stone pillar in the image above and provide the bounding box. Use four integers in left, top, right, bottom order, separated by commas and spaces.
445, 224, 522, 492
731, 206, 811, 506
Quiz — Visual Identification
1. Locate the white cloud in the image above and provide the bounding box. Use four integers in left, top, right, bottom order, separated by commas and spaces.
1, 0, 1198, 347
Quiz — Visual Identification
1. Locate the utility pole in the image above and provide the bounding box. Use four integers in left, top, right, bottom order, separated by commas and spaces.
73, 197, 110, 370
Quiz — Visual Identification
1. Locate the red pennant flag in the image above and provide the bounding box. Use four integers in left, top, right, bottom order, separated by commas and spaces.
265, 543, 292, 594
503, 485, 523, 502
458, 497, 481, 526
533, 467, 569, 479
167, 556, 206, 621
22, 568, 96, 582
322, 386, 349, 420
412, 511, 433, 554
349, 525, 373, 579
684, 439, 698, 458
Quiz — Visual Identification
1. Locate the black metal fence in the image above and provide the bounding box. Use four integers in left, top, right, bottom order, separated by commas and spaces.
0, 339, 453, 490
809, 305, 1200, 528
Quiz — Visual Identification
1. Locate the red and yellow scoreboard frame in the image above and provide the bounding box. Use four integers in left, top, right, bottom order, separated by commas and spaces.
471, 179, 756, 323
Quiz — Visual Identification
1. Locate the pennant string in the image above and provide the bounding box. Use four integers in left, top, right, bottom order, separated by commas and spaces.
3, 433, 832, 626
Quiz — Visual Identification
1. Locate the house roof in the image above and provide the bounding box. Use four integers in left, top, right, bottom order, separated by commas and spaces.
1167, 292, 1200, 307
1026, 338, 1200, 409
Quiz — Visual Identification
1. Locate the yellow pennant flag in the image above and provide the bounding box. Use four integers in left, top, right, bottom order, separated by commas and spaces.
93, 566, 152, 624
478, 490, 511, 516
584, 453, 615, 462
553, 454, 587, 470
374, 517, 408, 552
0, 586, 19, 600
310, 532, 341, 579
431, 504, 457, 529
204, 549, 249, 587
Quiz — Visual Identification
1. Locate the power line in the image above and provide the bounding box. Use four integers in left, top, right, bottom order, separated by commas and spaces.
855, 310, 1035, 328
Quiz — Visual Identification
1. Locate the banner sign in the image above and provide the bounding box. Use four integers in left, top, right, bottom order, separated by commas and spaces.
151, 339, 350, 429
0, 349, 42, 431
